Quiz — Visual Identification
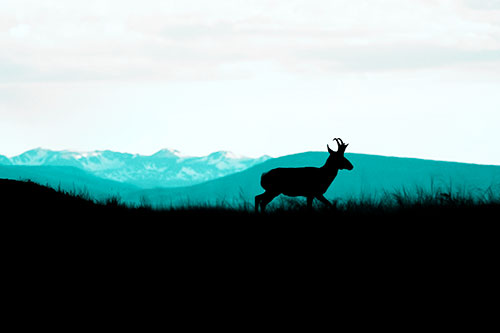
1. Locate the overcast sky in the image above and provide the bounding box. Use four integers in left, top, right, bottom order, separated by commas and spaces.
1, 0, 499, 164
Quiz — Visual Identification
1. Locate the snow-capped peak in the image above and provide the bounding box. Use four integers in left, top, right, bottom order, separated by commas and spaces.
151, 148, 183, 159
69, 151, 103, 159
207, 151, 244, 160
11, 147, 53, 165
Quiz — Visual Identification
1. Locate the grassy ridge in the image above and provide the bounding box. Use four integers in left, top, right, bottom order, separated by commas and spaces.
2, 178, 499, 221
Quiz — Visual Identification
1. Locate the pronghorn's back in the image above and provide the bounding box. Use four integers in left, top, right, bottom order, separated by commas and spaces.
261, 167, 330, 196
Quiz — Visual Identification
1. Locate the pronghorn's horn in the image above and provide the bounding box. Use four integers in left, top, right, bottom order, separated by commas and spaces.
334, 138, 348, 153
333, 138, 341, 148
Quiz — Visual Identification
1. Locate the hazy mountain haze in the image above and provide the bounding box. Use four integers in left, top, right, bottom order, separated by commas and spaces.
1, 148, 270, 188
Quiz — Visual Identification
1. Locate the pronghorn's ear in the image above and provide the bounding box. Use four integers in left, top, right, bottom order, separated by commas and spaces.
327, 144, 334, 154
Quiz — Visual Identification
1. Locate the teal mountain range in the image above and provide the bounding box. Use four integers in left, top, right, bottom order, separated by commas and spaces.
1, 148, 499, 207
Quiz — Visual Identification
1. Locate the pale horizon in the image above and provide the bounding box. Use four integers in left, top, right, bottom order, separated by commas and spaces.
1, 0, 500, 165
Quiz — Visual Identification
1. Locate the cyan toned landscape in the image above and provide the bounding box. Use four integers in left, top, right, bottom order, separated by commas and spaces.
1, 147, 499, 220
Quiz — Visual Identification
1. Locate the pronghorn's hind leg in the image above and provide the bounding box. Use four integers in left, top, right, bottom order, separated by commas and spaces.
255, 193, 264, 212
255, 191, 279, 212
307, 196, 314, 211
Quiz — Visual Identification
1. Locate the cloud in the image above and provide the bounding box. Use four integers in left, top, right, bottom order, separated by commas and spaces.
1, 0, 500, 83
298, 45, 500, 72
462, 0, 500, 10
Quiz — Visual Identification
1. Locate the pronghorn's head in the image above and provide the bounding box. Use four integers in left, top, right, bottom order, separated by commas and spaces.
326, 138, 354, 171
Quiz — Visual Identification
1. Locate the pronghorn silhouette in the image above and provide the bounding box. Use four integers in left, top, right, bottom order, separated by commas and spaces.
255, 138, 353, 212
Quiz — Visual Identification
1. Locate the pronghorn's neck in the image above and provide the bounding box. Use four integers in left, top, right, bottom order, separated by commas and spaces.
321, 158, 339, 171
320, 163, 339, 183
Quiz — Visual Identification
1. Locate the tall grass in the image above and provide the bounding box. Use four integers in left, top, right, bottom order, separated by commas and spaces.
4, 178, 499, 220
244, 182, 500, 218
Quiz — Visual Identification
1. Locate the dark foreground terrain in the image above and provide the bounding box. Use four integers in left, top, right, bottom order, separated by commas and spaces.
4, 177, 498, 265
2, 178, 498, 311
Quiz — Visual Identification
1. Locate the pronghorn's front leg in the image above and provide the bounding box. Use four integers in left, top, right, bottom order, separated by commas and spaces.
255, 191, 279, 212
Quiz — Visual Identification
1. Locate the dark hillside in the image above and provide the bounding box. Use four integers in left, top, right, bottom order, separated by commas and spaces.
0, 178, 113, 219
2, 178, 499, 272
0, 179, 258, 221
